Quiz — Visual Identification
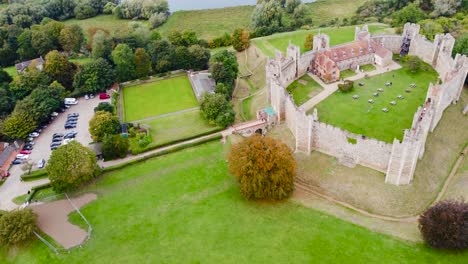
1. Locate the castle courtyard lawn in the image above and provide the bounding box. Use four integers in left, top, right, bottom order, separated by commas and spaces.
287, 74, 323, 106
252, 24, 392, 57
123, 75, 198, 121
314, 65, 438, 143
2, 142, 467, 263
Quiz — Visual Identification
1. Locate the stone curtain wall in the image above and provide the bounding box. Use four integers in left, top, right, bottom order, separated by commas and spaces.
371, 35, 403, 54
265, 23, 467, 185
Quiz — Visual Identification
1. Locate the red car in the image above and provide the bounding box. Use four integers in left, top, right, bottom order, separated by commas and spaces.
20, 150, 32, 154
99, 93, 110, 100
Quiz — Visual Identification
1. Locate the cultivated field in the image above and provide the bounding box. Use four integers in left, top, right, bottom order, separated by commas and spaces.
314, 62, 438, 143
122, 75, 198, 121
2, 142, 467, 263
287, 74, 323, 106
158, 6, 253, 39
252, 24, 392, 57
64, 15, 149, 35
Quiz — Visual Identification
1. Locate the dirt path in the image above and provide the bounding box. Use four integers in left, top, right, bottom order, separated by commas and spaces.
31, 193, 97, 249
294, 145, 468, 223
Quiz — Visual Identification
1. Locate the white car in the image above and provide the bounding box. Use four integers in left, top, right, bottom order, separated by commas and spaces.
16, 154, 29, 160
37, 159, 46, 169
85, 94, 90, 100
28, 132, 40, 138
51, 112, 59, 117
64, 98, 78, 105
63, 138, 75, 145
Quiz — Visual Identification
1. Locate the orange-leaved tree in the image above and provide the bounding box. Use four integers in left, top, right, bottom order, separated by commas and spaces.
228, 135, 296, 200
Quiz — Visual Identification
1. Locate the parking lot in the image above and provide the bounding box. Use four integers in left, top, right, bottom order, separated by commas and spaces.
25, 96, 110, 169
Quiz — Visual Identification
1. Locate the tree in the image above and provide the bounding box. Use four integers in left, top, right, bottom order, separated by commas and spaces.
0, 209, 37, 246
200, 93, 235, 127
31, 28, 55, 56
44, 50, 76, 90
228, 135, 296, 200
47, 141, 100, 193
419, 200, 468, 250
91, 30, 113, 60
134, 48, 151, 78
2, 111, 36, 139
251, 1, 283, 28
187, 45, 211, 70
304, 33, 314, 50
73, 58, 116, 94
405, 55, 422, 72
431, 0, 462, 17
420, 19, 444, 41
285, 0, 301, 13
102, 134, 129, 160
59, 24, 84, 53
9, 68, 50, 100
111, 44, 136, 82
0, 88, 14, 118
17, 29, 37, 61
338, 80, 354, 93
94, 102, 114, 113
89, 111, 120, 142
391, 3, 426, 27
209, 50, 239, 91
147, 39, 175, 73
232, 28, 250, 52
74, 3, 97, 20
453, 33, 468, 56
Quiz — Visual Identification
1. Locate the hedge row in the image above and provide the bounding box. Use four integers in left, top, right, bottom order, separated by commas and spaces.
27, 182, 52, 202
20, 169, 48, 181
131, 127, 224, 155
105, 133, 223, 173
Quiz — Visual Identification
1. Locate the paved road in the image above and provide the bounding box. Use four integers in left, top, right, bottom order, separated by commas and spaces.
0, 97, 108, 210
301, 62, 402, 112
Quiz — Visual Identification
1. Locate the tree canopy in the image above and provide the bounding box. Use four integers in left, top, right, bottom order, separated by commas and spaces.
200, 93, 235, 128
47, 141, 100, 193
89, 110, 121, 142
73, 58, 116, 94
0, 209, 37, 246
228, 135, 297, 200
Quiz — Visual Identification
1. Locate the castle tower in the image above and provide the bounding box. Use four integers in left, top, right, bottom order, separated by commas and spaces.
313, 33, 330, 52
354, 25, 370, 41
400, 23, 420, 56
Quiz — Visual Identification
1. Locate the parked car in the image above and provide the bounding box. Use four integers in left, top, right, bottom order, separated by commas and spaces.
23, 145, 33, 150
51, 112, 59, 117
67, 117, 78, 121
28, 132, 40, 138
52, 137, 63, 143
24, 141, 35, 146
16, 154, 29, 160
50, 142, 61, 148
20, 150, 31, 155
64, 105, 71, 109
26, 137, 34, 142
37, 159, 46, 169
64, 131, 77, 139
65, 123, 76, 129
51, 145, 59, 151
2, 171, 11, 177
89, 94, 95, 99
64, 98, 78, 105
53, 133, 64, 138
99, 93, 110, 99
85, 94, 90, 100
59, 108, 66, 113
11, 159, 23, 165
68, 113, 79, 117
33, 128, 42, 133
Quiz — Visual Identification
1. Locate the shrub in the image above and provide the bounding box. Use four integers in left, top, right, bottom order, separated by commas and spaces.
0, 209, 37, 246
419, 199, 468, 250
89, 111, 121, 142
74, 4, 97, 20
102, 134, 129, 160
228, 135, 297, 200
338, 80, 354, 93
149, 12, 167, 29
94, 102, 115, 114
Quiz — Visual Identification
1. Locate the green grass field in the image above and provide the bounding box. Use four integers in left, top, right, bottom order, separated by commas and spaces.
123, 75, 198, 121
361, 64, 377, 72
158, 6, 253, 39
142, 109, 219, 146
287, 74, 323, 105
64, 15, 149, 35
1, 142, 466, 263
340, 69, 357, 79
252, 24, 391, 57
3, 66, 17, 78
314, 63, 438, 143
304, 0, 368, 25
